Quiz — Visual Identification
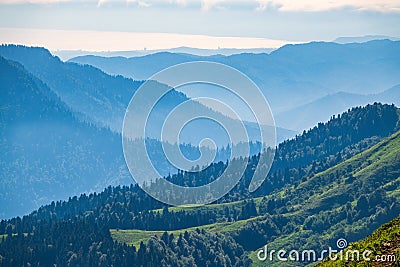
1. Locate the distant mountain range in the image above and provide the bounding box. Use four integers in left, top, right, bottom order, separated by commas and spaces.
0, 55, 234, 218
69, 40, 400, 131
54, 47, 276, 61
0, 45, 293, 144
334, 35, 400, 44
276, 84, 400, 131
53, 35, 400, 61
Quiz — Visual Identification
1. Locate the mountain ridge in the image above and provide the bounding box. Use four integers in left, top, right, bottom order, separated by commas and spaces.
0, 56, 131, 218
69, 40, 400, 131
0, 44, 295, 144
276, 84, 400, 131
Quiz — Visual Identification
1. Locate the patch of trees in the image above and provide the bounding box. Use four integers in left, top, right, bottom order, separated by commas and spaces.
0, 220, 249, 267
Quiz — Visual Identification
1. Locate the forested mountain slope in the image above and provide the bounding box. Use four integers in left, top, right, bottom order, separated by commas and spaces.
248, 129, 400, 266
1, 103, 397, 222
0, 56, 130, 218
1, 122, 399, 266
0, 49, 281, 218
112, 129, 400, 266
0, 104, 399, 264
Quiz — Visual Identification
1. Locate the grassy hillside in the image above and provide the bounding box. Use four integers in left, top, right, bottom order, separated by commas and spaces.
152, 197, 264, 213
110, 216, 262, 248
110, 197, 266, 248
318, 216, 400, 266
248, 130, 400, 266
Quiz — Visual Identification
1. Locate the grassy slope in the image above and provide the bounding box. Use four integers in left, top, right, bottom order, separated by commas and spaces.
152, 197, 264, 214
318, 216, 400, 266
111, 216, 263, 248
109, 191, 267, 247
110, 196, 267, 248
248, 130, 400, 266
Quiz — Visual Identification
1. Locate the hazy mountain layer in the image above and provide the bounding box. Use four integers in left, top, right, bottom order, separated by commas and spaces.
70, 40, 400, 122
276, 84, 400, 131
0, 45, 294, 144
0, 56, 131, 218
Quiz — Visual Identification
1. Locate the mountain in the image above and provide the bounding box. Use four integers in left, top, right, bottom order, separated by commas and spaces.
0, 44, 143, 132
247, 129, 400, 266
276, 84, 400, 131
0, 55, 230, 219
53, 46, 275, 61
1, 103, 397, 222
158, 103, 400, 202
69, 40, 400, 120
0, 44, 294, 144
117, 127, 400, 265
0, 106, 399, 266
0, 56, 131, 218
0, 46, 294, 218
334, 35, 400, 44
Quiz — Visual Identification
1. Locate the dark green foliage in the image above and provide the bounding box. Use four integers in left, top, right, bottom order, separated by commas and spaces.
232, 215, 281, 250
0, 188, 257, 235
0, 221, 249, 267
161, 102, 399, 203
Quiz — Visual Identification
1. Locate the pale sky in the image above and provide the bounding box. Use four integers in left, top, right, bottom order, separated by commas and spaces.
0, 0, 399, 51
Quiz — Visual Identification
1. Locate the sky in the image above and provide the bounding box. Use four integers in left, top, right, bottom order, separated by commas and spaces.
0, 0, 400, 51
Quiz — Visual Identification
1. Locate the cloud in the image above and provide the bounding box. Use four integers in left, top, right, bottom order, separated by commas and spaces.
96, 0, 106, 6
201, 0, 223, 11
0, 27, 293, 51
127, 0, 151, 7
164, 0, 225, 11
171, 0, 188, 5
1, 0, 399, 12
0, 0, 69, 3
95, 0, 150, 7
256, 0, 400, 12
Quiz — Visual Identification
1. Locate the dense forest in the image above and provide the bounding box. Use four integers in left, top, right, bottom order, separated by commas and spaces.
0, 103, 399, 266
161, 102, 400, 202
0, 220, 250, 267
1, 103, 398, 233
